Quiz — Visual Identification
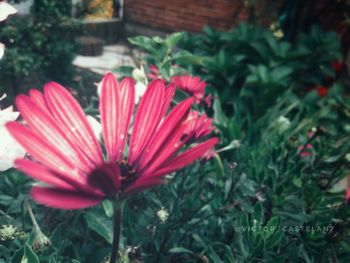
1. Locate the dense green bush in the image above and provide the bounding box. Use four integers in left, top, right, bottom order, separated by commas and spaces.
0, 0, 78, 96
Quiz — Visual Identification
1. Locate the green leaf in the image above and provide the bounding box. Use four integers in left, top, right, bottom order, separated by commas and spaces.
266, 231, 283, 249
192, 234, 207, 249
21, 244, 39, 263
102, 200, 114, 218
271, 67, 293, 82
251, 235, 265, 257
12, 247, 24, 263
0, 195, 13, 205
213, 96, 228, 126
169, 247, 194, 254
263, 216, 279, 240
84, 210, 113, 244
292, 177, 303, 188
164, 32, 184, 48
128, 36, 158, 55
172, 50, 203, 65
253, 203, 264, 226
208, 247, 224, 263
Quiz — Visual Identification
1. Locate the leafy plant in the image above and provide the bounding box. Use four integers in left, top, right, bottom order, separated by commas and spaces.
0, 0, 79, 96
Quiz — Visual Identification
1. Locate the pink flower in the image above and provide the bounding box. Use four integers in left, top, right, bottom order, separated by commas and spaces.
172, 75, 207, 104
345, 188, 350, 204
298, 144, 313, 157
147, 64, 160, 80
203, 95, 212, 108
316, 86, 327, 97
6, 73, 219, 210
182, 111, 215, 143
331, 60, 343, 73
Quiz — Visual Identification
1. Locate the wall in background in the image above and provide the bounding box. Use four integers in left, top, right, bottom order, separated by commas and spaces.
124, 0, 249, 33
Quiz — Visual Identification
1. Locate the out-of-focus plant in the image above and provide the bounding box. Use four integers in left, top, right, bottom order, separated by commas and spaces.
0, 0, 17, 60
126, 24, 342, 121
179, 25, 341, 108
0, 0, 79, 95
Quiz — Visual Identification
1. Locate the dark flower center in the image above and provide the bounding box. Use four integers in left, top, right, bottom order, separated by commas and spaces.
87, 161, 139, 197
118, 160, 139, 191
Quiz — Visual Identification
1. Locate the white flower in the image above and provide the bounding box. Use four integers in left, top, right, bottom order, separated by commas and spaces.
345, 153, 350, 163
0, 225, 17, 241
135, 81, 147, 104
0, 1, 17, 22
132, 66, 147, 83
156, 207, 169, 224
0, 94, 26, 171
0, 43, 4, 60
86, 115, 102, 140
275, 116, 291, 133
231, 139, 241, 149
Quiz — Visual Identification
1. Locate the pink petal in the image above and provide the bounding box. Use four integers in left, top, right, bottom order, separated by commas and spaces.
160, 83, 176, 117
128, 79, 165, 164
125, 177, 163, 194
15, 95, 93, 173
44, 82, 103, 165
139, 123, 187, 178
153, 137, 219, 177
28, 89, 47, 111
31, 186, 103, 210
100, 73, 120, 162
6, 122, 87, 186
15, 159, 76, 190
116, 77, 135, 160
137, 97, 193, 172
345, 188, 350, 203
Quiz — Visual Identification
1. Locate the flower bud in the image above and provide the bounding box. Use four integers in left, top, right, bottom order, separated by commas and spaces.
32, 228, 51, 251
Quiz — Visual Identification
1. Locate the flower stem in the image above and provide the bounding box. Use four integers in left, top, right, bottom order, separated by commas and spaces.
110, 201, 124, 263
24, 200, 40, 230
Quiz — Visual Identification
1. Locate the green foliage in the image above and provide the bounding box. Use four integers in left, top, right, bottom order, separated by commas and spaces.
1, 23, 350, 262
0, 0, 79, 95
180, 24, 341, 117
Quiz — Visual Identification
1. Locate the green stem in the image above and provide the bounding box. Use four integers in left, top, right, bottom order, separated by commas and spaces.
110, 201, 124, 263
24, 200, 40, 230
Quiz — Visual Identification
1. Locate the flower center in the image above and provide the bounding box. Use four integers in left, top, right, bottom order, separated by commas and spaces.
118, 160, 139, 191
87, 161, 139, 197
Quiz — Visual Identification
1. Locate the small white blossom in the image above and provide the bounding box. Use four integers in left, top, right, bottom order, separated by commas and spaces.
345, 153, 350, 163
231, 139, 241, 149
132, 66, 147, 83
156, 207, 169, 224
275, 116, 291, 133
0, 224, 17, 241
